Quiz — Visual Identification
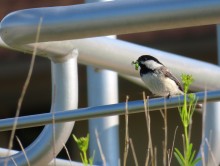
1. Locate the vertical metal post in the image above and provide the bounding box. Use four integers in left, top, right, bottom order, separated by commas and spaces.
87, 68, 119, 165
217, 25, 220, 66
204, 25, 220, 165
197, 26, 220, 165
86, 0, 119, 165
203, 102, 220, 165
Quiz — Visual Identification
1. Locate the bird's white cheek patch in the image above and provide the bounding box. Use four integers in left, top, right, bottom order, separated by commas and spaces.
143, 60, 163, 70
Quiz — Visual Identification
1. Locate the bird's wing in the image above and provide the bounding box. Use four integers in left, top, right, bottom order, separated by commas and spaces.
159, 66, 184, 92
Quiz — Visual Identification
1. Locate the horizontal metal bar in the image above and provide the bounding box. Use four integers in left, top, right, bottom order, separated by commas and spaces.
11, 37, 220, 91
1, 0, 220, 45
0, 90, 219, 132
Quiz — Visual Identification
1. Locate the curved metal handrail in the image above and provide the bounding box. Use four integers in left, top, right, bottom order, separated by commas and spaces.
0, 50, 78, 166
2, 36, 220, 91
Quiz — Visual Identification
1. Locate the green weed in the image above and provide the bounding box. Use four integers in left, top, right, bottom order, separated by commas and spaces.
174, 74, 201, 166
73, 134, 95, 166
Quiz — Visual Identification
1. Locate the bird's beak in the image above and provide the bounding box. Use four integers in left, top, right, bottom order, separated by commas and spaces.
131, 61, 139, 70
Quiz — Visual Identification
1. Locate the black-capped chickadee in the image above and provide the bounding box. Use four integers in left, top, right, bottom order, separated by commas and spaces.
132, 55, 184, 98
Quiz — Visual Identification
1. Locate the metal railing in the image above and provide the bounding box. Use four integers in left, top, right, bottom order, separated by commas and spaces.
0, 90, 219, 132
0, 0, 220, 165
1, 0, 220, 45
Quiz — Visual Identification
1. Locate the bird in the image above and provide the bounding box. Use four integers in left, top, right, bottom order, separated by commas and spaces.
132, 55, 184, 98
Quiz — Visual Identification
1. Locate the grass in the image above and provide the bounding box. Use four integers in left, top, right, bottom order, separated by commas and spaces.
123, 96, 130, 166
120, 74, 205, 166
61, 73, 208, 166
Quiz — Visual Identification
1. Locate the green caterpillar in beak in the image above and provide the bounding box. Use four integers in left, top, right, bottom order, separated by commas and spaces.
132, 61, 139, 70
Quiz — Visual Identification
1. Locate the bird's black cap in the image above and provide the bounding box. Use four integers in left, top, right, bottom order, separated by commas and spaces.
137, 55, 163, 65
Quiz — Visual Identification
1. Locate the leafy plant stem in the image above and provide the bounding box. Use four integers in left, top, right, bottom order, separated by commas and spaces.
174, 74, 201, 166
184, 125, 189, 163
73, 134, 94, 166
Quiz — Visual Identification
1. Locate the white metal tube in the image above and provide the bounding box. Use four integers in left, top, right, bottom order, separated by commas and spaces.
0, 50, 78, 166
0, 90, 219, 132
205, 25, 220, 165
197, 26, 220, 166
3, 37, 220, 91
1, 0, 220, 45
86, 1, 119, 165
202, 102, 220, 165
87, 67, 119, 166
